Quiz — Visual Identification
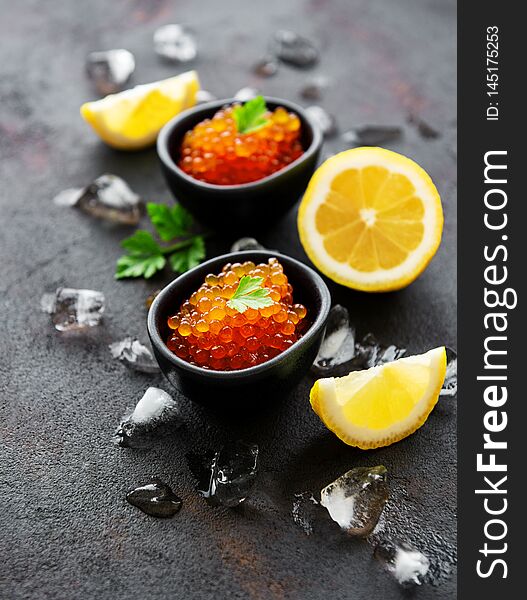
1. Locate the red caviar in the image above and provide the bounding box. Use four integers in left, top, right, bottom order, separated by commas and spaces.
165, 258, 308, 370
178, 105, 304, 185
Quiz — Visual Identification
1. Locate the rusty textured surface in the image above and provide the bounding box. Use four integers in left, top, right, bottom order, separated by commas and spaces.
1, 0, 457, 598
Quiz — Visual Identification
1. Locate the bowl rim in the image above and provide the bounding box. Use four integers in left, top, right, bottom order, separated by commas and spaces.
156, 96, 323, 192
147, 250, 331, 380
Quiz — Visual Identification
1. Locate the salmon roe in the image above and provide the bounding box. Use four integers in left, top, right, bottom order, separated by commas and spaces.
165, 258, 308, 371
178, 105, 304, 185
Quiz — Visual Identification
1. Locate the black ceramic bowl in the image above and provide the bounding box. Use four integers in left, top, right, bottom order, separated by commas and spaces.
157, 97, 323, 232
147, 250, 331, 406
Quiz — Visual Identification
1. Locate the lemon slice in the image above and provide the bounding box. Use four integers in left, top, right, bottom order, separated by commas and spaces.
297, 147, 443, 291
310, 347, 447, 449
80, 71, 200, 150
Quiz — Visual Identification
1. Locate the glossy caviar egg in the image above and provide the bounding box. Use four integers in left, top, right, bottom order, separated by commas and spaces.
165, 258, 307, 371
178, 105, 304, 185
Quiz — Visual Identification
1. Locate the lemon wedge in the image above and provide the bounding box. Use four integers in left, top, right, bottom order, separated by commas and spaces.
310, 347, 447, 449
297, 147, 443, 291
80, 71, 200, 150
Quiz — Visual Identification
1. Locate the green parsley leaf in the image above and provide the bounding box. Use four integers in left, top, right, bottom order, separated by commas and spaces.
116, 230, 166, 279
233, 95, 270, 134
226, 275, 274, 313
147, 202, 193, 242
120, 230, 162, 256
115, 254, 166, 280
169, 235, 206, 274
115, 203, 206, 280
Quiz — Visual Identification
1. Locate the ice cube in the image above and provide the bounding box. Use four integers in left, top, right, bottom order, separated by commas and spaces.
115, 387, 180, 448
128, 387, 177, 423
126, 477, 182, 518
252, 57, 279, 78
189, 442, 259, 508
292, 492, 319, 535
320, 465, 389, 537
313, 307, 406, 375
230, 237, 265, 252
54, 174, 142, 225
196, 90, 217, 104
299, 76, 329, 100
77, 174, 142, 224
374, 540, 430, 586
153, 24, 197, 62
440, 347, 457, 397
305, 106, 337, 138
352, 333, 406, 369
342, 126, 402, 147
86, 49, 135, 95
52, 187, 84, 207
233, 87, 260, 102
41, 288, 105, 332
270, 30, 319, 68
109, 337, 160, 374
312, 305, 356, 374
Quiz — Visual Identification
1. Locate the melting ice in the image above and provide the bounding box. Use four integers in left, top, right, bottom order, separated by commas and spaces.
188, 441, 259, 508
300, 76, 329, 100
440, 347, 457, 397
252, 57, 279, 78
233, 87, 260, 102
109, 337, 160, 374
196, 90, 217, 104
342, 125, 402, 147
375, 540, 430, 586
230, 237, 265, 252
312, 305, 406, 375
270, 30, 318, 68
313, 304, 356, 373
305, 106, 337, 138
153, 24, 197, 62
53, 174, 142, 225
41, 287, 105, 331
86, 49, 135, 95
115, 387, 180, 448
320, 466, 389, 537
292, 492, 319, 535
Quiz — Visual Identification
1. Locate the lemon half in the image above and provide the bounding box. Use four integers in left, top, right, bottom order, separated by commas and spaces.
298, 147, 443, 291
310, 347, 447, 449
80, 71, 200, 150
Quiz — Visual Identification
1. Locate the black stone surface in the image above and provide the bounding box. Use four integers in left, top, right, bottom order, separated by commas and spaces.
0, 0, 457, 598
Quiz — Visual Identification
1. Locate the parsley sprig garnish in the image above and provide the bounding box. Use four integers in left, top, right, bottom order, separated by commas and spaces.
115, 202, 205, 279
233, 95, 270, 134
226, 276, 274, 313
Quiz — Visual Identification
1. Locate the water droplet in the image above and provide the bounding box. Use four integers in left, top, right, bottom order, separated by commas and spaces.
126, 478, 182, 518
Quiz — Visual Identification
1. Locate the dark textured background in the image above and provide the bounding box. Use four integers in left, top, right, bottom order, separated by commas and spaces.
0, 0, 457, 598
